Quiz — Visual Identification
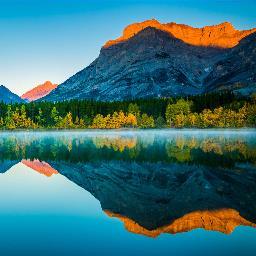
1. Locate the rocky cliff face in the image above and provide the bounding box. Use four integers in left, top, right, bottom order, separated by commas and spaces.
41, 20, 256, 102
21, 81, 58, 102
0, 85, 24, 104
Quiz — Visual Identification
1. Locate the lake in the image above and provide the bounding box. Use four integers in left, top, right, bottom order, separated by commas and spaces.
0, 129, 255, 256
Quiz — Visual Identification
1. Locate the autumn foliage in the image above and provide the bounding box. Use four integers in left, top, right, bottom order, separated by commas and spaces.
90, 111, 137, 129
0, 93, 255, 129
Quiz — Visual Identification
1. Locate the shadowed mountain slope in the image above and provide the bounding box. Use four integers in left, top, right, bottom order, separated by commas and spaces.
204, 32, 256, 95
0, 85, 24, 104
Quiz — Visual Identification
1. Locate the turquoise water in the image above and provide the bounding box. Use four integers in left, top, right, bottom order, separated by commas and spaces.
0, 129, 255, 256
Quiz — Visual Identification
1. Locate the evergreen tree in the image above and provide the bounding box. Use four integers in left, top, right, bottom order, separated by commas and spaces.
155, 116, 166, 128
50, 107, 60, 127
36, 108, 45, 127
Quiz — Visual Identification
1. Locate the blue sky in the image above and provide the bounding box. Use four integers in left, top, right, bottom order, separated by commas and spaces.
0, 0, 255, 95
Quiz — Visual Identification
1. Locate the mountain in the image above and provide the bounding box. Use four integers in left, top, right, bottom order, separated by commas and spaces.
0, 85, 24, 104
21, 81, 58, 102
41, 20, 256, 102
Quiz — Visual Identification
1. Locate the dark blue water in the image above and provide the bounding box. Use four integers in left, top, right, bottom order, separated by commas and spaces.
0, 129, 255, 256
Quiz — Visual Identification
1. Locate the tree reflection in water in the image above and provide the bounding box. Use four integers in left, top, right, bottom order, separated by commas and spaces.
0, 131, 256, 237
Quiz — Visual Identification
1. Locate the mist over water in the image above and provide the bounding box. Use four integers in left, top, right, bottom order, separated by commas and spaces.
0, 129, 255, 256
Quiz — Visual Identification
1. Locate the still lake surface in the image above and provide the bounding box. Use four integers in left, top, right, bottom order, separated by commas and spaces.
0, 129, 255, 256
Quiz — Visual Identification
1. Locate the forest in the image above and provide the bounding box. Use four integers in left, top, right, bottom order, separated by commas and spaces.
0, 91, 255, 129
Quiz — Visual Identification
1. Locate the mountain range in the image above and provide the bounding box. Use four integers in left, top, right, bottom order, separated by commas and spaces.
41, 19, 256, 102
0, 81, 57, 104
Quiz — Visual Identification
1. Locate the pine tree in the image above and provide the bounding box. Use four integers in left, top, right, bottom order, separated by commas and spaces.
50, 107, 60, 127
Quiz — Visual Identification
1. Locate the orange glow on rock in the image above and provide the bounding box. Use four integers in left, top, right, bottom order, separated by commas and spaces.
105, 209, 256, 237
21, 81, 58, 102
104, 19, 256, 49
21, 159, 58, 177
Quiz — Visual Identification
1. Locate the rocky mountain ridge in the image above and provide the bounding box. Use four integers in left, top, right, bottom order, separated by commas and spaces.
105, 19, 256, 49
41, 19, 256, 102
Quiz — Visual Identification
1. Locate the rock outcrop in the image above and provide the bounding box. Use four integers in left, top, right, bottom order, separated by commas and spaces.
21, 81, 58, 102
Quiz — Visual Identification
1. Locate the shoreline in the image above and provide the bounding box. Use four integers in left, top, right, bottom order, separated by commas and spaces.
0, 127, 256, 133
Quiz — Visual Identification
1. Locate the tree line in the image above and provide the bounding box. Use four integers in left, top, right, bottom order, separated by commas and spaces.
0, 91, 255, 129
1, 134, 256, 166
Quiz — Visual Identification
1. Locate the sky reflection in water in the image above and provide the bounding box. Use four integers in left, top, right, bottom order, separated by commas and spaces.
0, 129, 255, 256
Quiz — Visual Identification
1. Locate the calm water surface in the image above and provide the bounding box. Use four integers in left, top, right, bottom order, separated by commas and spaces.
0, 129, 255, 256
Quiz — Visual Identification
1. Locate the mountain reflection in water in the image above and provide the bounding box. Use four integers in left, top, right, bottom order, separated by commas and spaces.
0, 130, 255, 237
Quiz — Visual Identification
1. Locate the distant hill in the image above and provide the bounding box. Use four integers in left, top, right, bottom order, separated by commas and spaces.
0, 85, 24, 104
37, 20, 256, 101
21, 81, 58, 102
